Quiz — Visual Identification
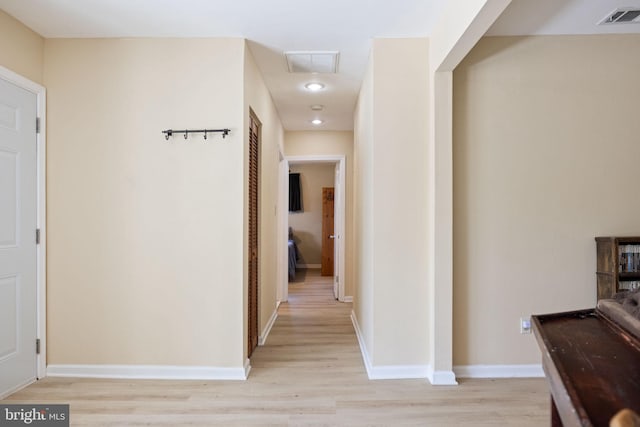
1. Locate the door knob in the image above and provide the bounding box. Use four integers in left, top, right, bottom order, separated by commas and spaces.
329, 235, 336, 239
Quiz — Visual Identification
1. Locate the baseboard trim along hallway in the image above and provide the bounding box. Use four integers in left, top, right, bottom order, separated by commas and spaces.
11, 272, 548, 425
351, 310, 436, 381
47, 363, 250, 381
453, 364, 544, 378
259, 302, 279, 346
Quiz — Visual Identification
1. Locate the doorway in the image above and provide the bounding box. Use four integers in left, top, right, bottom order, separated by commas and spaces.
280, 155, 346, 303
0, 66, 46, 398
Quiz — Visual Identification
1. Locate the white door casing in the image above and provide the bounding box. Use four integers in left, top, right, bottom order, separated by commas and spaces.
282, 155, 346, 301
278, 155, 288, 303
0, 66, 46, 399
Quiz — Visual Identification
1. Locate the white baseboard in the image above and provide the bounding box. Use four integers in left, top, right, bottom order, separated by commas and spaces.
47, 363, 250, 381
297, 264, 320, 269
453, 364, 544, 378
341, 296, 353, 303
351, 310, 430, 380
351, 310, 374, 378
259, 302, 279, 346
350, 310, 371, 375
427, 367, 458, 385
368, 364, 431, 380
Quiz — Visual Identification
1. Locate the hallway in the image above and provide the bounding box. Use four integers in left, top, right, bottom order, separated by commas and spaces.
3, 270, 548, 425
252, 270, 363, 376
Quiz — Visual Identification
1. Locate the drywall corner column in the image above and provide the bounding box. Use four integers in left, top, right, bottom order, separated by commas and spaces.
428, 70, 456, 385
370, 38, 430, 369
353, 56, 375, 366
428, 0, 512, 384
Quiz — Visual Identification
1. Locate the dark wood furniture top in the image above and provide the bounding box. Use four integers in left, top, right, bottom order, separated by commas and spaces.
532, 309, 640, 427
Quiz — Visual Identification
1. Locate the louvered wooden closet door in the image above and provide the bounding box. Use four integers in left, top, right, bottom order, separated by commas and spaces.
248, 114, 260, 357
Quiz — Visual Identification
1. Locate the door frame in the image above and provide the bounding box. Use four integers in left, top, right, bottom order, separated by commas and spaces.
0, 66, 46, 381
280, 155, 346, 302
276, 150, 287, 303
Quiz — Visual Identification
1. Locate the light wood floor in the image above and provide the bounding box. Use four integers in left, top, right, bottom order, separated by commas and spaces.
4, 269, 549, 426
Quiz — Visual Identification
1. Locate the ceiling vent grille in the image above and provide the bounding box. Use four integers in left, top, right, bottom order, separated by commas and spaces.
599, 8, 640, 25
285, 51, 339, 73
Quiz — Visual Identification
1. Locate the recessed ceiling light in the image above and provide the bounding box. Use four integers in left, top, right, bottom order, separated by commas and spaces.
305, 82, 325, 91
310, 105, 324, 111
311, 119, 323, 125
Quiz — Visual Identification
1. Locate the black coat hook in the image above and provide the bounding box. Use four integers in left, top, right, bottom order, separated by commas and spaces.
162, 128, 231, 141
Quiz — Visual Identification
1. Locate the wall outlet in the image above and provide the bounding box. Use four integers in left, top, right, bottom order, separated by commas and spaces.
520, 317, 532, 334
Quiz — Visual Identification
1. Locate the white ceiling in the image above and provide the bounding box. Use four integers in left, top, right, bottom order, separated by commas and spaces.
487, 0, 640, 36
1, 0, 639, 131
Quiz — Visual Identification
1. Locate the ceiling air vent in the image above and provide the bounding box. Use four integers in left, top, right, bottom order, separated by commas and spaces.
285, 51, 339, 73
599, 8, 640, 25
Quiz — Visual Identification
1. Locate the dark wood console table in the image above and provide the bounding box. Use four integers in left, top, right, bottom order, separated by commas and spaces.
532, 309, 640, 426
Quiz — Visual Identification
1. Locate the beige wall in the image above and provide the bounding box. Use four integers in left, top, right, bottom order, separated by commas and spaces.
285, 131, 354, 296
453, 34, 640, 366
288, 163, 334, 266
0, 9, 44, 84
44, 38, 247, 367
243, 44, 284, 348
353, 38, 430, 367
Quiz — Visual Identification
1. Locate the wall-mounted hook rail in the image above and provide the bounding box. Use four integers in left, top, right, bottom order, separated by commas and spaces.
162, 128, 230, 141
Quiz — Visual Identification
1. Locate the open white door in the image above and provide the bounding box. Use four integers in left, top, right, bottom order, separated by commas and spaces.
333, 164, 340, 299
0, 77, 38, 397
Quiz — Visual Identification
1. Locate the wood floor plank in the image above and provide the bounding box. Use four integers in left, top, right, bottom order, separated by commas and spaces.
2, 269, 548, 426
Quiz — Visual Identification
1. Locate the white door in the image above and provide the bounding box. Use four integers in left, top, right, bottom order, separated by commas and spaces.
0, 77, 38, 396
